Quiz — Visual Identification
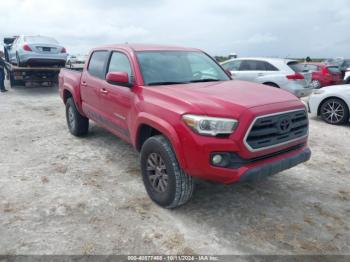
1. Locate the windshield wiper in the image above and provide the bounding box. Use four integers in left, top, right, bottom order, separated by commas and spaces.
189, 79, 221, 83
147, 81, 188, 86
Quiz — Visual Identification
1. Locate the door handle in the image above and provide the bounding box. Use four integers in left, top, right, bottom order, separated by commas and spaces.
81, 81, 87, 87
100, 88, 109, 95
257, 73, 265, 76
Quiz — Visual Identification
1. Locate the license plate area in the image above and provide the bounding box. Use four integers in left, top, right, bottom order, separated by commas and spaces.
42, 47, 51, 52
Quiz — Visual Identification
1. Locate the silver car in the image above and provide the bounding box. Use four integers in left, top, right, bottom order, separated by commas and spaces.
221, 57, 313, 97
6, 35, 68, 67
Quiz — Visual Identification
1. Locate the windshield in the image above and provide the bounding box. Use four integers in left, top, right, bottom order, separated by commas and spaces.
136, 51, 230, 85
24, 36, 59, 44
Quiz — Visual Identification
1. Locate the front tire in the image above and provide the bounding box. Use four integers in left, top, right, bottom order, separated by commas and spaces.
66, 98, 89, 136
141, 135, 194, 209
320, 98, 349, 125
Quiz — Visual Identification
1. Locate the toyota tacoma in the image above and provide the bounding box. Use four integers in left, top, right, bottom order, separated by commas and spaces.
59, 44, 311, 208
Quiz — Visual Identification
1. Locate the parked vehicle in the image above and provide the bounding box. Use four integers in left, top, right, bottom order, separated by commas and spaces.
308, 85, 350, 125
59, 44, 311, 208
4, 35, 67, 67
344, 70, 350, 84
325, 58, 350, 78
303, 63, 342, 89
221, 57, 313, 97
66, 54, 87, 68
3, 38, 63, 87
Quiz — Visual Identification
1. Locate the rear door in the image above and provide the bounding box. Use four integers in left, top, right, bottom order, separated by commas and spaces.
99, 51, 134, 140
80, 50, 109, 120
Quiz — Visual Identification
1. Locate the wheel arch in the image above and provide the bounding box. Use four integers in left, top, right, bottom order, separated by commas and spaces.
134, 113, 187, 169
263, 82, 280, 88
62, 87, 85, 116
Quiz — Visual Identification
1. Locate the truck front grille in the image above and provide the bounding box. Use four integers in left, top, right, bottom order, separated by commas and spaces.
245, 109, 308, 151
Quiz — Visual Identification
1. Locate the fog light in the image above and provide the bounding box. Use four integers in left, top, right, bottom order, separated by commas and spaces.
212, 154, 223, 165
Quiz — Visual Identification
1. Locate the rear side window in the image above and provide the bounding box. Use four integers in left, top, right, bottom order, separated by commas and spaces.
288, 62, 309, 73
88, 51, 109, 79
107, 52, 133, 82
327, 66, 341, 73
264, 62, 279, 71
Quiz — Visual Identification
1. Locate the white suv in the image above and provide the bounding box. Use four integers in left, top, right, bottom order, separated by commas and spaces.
221, 57, 313, 97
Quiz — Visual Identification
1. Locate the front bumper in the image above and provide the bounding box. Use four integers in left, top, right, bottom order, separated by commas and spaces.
179, 103, 310, 184
239, 147, 311, 182
184, 143, 310, 184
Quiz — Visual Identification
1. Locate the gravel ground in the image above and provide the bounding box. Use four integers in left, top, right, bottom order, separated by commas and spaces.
0, 83, 349, 255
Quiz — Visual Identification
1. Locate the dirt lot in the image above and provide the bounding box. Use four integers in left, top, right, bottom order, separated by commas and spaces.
0, 83, 349, 255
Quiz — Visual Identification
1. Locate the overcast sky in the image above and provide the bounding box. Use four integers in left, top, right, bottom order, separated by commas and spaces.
0, 0, 349, 58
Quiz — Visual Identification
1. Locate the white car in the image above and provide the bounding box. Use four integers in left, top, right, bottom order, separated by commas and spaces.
221, 57, 313, 97
66, 54, 87, 68
308, 84, 350, 125
344, 70, 350, 84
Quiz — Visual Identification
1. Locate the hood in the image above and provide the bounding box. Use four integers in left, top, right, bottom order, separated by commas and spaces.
144, 80, 300, 118
322, 84, 350, 92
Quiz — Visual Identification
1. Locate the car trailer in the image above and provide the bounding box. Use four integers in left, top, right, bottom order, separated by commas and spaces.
5, 62, 62, 88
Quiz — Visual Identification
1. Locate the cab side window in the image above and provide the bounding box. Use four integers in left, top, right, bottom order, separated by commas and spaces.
88, 51, 109, 79
107, 52, 133, 82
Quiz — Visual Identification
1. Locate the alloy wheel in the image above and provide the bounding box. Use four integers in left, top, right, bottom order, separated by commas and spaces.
321, 101, 345, 124
146, 153, 169, 193
310, 80, 321, 89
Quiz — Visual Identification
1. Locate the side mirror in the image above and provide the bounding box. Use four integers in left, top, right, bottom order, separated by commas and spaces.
106, 71, 132, 87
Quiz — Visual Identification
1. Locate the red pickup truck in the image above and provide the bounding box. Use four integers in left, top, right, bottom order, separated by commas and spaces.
59, 44, 311, 208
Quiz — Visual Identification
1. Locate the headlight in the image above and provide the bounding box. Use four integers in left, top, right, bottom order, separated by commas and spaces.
313, 89, 325, 94
182, 114, 238, 136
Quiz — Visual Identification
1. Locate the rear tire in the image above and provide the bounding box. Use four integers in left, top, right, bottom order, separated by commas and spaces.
320, 98, 349, 125
66, 98, 89, 136
141, 135, 194, 209
310, 80, 321, 89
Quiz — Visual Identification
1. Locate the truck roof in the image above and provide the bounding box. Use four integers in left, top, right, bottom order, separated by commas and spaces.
94, 43, 201, 52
